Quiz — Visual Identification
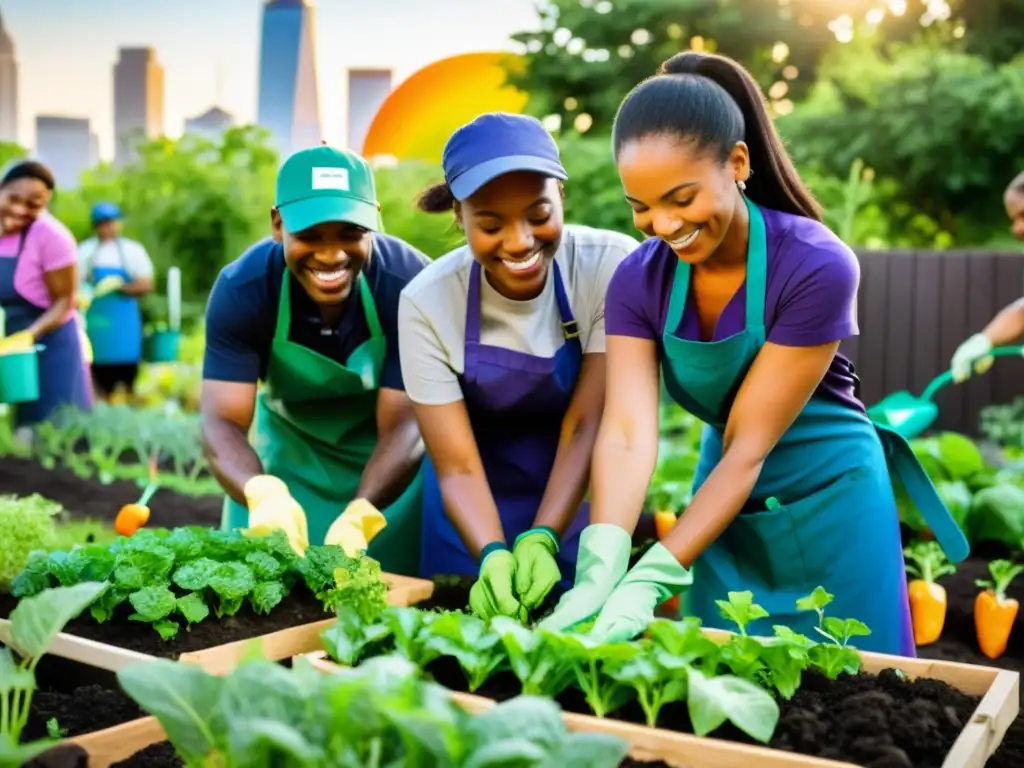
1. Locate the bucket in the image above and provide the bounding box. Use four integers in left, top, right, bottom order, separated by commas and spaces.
143, 330, 180, 363
0, 346, 41, 404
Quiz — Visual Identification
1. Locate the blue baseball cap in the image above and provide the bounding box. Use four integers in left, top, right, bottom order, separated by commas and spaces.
91, 202, 122, 225
442, 113, 568, 201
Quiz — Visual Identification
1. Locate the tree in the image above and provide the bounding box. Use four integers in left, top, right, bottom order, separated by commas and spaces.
506, 0, 1024, 132
0, 142, 26, 174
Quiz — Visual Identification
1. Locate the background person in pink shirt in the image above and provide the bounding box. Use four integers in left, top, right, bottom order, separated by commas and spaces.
0, 161, 91, 426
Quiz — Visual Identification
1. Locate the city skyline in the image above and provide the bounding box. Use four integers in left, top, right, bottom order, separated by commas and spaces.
2, 0, 538, 160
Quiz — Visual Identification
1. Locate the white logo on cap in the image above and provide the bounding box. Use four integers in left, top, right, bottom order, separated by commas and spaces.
312, 167, 350, 191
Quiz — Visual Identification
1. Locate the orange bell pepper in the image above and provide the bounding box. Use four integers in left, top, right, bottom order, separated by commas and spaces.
903, 541, 956, 646
975, 559, 1024, 660
115, 504, 151, 537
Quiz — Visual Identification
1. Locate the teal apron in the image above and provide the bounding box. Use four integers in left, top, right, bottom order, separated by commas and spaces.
666, 199, 967, 655
85, 239, 143, 365
221, 270, 423, 575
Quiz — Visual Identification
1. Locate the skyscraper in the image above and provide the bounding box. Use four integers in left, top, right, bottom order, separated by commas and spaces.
346, 68, 392, 155
114, 47, 165, 165
257, 0, 321, 160
0, 8, 18, 144
35, 116, 97, 188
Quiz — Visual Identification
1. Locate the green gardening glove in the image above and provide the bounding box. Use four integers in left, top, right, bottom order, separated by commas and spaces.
536, 524, 632, 633
512, 527, 562, 610
469, 547, 522, 620
93, 274, 126, 298
950, 333, 994, 383
587, 543, 693, 644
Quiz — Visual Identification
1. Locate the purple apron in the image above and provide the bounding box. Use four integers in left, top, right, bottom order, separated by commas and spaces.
0, 226, 90, 427
419, 260, 590, 580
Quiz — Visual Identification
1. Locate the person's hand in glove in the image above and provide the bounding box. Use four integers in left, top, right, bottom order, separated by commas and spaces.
324, 498, 387, 557
0, 331, 34, 355
78, 285, 94, 312
951, 333, 994, 383
536, 524, 632, 633
512, 527, 562, 611
586, 542, 693, 644
93, 275, 126, 298
242, 475, 309, 556
469, 546, 522, 621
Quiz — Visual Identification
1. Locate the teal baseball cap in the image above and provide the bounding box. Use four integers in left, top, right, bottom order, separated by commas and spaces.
275, 145, 380, 233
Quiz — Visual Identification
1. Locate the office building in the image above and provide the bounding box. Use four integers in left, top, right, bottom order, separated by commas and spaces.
346, 68, 392, 154
257, 0, 321, 159
114, 47, 165, 165
0, 9, 17, 143
35, 116, 97, 188
184, 106, 235, 140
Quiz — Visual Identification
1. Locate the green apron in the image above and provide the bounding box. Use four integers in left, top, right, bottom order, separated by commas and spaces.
221, 270, 423, 575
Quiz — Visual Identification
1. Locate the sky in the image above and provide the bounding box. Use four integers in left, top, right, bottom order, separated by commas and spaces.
2, 0, 541, 160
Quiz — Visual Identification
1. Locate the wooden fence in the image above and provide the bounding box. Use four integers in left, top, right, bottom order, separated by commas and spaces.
843, 250, 1024, 436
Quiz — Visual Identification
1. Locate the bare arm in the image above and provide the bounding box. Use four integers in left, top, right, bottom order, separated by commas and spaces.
982, 298, 1024, 346
120, 277, 154, 297
532, 353, 606, 535
661, 341, 839, 567
414, 400, 504, 559
588, 336, 663, 532
355, 388, 424, 509
201, 380, 263, 505
27, 265, 76, 340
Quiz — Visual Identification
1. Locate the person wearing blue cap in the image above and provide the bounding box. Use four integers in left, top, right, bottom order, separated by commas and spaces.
77, 202, 155, 399
201, 144, 429, 573
399, 113, 639, 618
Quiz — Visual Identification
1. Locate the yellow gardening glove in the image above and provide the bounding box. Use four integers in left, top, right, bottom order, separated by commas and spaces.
93, 275, 126, 298
0, 331, 33, 355
324, 498, 387, 557
242, 475, 309, 556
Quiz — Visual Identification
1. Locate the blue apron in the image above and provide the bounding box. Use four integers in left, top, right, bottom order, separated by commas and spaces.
665, 199, 968, 656
0, 226, 90, 427
419, 260, 590, 580
85, 239, 143, 365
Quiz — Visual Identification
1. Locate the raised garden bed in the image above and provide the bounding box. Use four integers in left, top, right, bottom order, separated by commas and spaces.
0, 573, 433, 676
301, 579, 1021, 768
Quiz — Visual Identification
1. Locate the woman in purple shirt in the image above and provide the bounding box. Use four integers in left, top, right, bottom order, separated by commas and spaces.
539, 52, 967, 655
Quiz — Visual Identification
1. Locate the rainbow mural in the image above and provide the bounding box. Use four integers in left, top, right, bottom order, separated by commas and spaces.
361, 52, 529, 164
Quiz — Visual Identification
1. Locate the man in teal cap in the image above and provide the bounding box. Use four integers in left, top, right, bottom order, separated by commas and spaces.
201, 144, 429, 570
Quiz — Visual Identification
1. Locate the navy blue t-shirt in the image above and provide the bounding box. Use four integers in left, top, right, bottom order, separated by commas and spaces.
203, 233, 430, 390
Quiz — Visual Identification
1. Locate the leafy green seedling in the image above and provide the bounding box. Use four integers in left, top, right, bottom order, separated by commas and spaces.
796, 587, 869, 679
491, 617, 575, 698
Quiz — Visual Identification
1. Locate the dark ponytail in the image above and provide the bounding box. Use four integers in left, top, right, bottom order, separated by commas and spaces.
0, 160, 55, 191
417, 182, 456, 214
612, 51, 822, 222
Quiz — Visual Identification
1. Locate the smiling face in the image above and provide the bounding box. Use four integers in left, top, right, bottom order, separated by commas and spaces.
0, 177, 51, 235
457, 172, 564, 300
617, 134, 749, 265
1005, 188, 1024, 242
271, 209, 372, 306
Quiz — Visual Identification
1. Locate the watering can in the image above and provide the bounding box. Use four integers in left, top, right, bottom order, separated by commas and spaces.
0, 305, 43, 405
867, 345, 1024, 439
143, 267, 182, 364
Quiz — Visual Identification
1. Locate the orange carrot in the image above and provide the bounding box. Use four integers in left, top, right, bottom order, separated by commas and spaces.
115, 504, 151, 537
654, 511, 680, 616
904, 541, 956, 646
975, 560, 1024, 659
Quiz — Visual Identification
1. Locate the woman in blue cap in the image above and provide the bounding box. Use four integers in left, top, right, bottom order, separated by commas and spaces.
77, 202, 155, 400
400, 113, 639, 618
0, 161, 91, 426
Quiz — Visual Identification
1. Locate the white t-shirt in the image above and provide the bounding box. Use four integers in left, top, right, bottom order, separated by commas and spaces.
399, 224, 640, 406
76, 236, 154, 285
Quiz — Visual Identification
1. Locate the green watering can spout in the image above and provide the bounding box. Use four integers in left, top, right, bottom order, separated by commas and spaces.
866, 345, 1024, 439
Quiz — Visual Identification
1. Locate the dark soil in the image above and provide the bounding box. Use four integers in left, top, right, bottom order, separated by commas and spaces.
111, 742, 183, 767
0, 456, 221, 527
19, 657, 146, 768
0, 587, 331, 659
